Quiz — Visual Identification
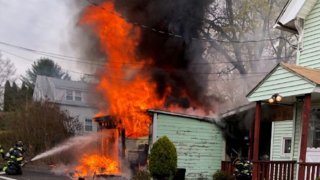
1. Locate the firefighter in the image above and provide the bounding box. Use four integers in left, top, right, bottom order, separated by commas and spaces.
2, 141, 25, 175
0, 145, 4, 158
4, 141, 25, 160
2, 149, 23, 175
232, 157, 252, 180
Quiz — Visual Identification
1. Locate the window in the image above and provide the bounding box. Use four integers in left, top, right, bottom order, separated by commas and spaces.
85, 118, 93, 131
75, 91, 82, 101
65, 90, 82, 101
66, 90, 73, 100
282, 137, 292, 155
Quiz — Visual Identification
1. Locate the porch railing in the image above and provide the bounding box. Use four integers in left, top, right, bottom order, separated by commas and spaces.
221, 161, 296, 180
254, 161, 296, 180
299, 162, 320, 180
222, 161, 320, 180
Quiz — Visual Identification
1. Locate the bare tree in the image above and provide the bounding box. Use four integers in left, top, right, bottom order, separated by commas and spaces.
0, 52, 16, 110
202, 0, 296, 75
200, 0, 297, 110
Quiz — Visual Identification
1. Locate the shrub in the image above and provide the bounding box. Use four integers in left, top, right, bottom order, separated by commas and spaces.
149, 136, 177, 180
132, 170, 151, 180
213, 170, 233, 180
1, 101, 82, 160
316, 177, 320, 180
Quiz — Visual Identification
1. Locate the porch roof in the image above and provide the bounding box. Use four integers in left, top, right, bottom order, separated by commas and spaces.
247, 63, 320, 102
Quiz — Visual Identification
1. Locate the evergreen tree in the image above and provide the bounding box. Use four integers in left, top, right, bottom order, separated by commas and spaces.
22, 58, 70, 88
3, 81, 33, 112
3, 81, 11, 111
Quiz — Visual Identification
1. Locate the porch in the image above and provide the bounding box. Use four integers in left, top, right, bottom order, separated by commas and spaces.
222, 160, 320, 180
222, 63, 320, 180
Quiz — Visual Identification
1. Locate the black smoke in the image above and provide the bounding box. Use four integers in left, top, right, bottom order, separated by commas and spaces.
113, 0, 217, 110
75, 0, 219, 111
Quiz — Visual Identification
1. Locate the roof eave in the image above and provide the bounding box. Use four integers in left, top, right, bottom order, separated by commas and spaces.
274, 22, 298, 34
274, 0, 318, 34
147, 109, 216, 123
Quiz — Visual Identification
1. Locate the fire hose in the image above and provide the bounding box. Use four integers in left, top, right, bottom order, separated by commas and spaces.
21, 160, 30, 167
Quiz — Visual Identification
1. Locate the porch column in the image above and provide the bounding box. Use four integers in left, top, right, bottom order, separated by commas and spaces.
252, 101, 262, 180
298, 94, 311, 179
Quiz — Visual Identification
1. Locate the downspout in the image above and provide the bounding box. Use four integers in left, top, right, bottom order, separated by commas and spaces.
294, 18, 304, 65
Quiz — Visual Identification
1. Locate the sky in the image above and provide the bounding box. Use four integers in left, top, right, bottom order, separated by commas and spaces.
0, 0, 90, 80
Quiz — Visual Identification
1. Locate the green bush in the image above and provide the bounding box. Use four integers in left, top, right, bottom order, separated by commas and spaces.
213, 170, 233, 180
149, 136, 177, 180
316, 177, 320, 180
132, 170, 151, 180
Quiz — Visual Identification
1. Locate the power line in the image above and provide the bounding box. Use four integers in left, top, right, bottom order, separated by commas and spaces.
0, 49, 94, 76
0, 40, 105, 66
1, 49, 267, 83
85, 0, 291, 44
0, 40, 294, 67
1, 48, 272, 77
190, 56, 294, 65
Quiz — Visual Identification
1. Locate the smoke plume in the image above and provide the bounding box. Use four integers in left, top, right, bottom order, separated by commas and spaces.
72, 0, 217, 112
113, 0, 215, 110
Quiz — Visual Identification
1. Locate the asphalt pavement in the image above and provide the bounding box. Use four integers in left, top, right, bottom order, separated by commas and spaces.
0, 169, 70, 180
0, 170, 128, 180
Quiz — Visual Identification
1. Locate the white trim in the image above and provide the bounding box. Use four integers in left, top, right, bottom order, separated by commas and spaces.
275, 0, 317, 32
222, 139, 226, 161
296, 102, 303, 179
291, 103, 297, 160
281, 137, 293, 158
152, 113, 158, 143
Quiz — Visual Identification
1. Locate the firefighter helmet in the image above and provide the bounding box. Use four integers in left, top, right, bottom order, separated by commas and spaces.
16, 141, 23, 147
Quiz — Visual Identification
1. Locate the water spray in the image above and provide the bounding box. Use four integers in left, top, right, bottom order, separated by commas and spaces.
30, 133, 99, 162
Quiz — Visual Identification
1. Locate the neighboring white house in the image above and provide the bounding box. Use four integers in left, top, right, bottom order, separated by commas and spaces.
33, 75, 98, 133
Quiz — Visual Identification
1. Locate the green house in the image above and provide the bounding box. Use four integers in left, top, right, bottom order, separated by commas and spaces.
148, 110, 225, 180
245, 0, 320, 179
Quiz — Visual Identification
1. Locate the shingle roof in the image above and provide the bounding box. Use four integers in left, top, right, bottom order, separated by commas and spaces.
33, 75, 96, 107
50, 77, 91, 91
282, 63, 320, 84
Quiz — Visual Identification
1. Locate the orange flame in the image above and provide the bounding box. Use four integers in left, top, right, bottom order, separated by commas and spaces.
74, 154, 120, 177
81, 2, 167, 137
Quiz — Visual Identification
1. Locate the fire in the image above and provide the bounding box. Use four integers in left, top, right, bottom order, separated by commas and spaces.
81, 2, 167, 137
74, 154, 120, 177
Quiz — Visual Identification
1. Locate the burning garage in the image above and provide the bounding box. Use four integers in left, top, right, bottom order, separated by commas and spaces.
44, 0, 224, 179
148, 109, 225, 179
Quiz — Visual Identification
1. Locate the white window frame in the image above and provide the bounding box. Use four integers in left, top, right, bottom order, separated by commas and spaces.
74, 90, 82, 101
66, 90, 73, 101
281, 137, 292, 157
85, 118, 93, 131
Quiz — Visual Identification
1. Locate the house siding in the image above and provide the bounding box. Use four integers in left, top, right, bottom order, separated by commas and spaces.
33, 75, 98, 133
154, 114, 223, 180
248, 66, 315, 102
270, 120, 293, 161
59, 105, 98, 132
299, 0, 320, 68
